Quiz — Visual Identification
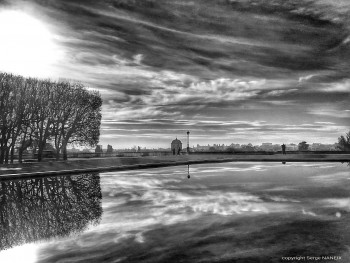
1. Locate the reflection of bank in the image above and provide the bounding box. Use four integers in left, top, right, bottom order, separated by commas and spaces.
0, 173, 102, 251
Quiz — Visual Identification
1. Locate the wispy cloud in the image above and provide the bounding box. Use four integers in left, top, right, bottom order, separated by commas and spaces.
1, 0, 349, 147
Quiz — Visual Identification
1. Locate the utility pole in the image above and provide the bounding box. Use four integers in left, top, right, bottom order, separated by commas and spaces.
187, 131, 190, 154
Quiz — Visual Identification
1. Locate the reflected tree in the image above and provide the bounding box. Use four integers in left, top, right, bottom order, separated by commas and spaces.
0, 173, 102, 251
341, 161, 350, 167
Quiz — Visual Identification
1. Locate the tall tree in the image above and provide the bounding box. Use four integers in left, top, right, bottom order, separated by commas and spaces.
33, 79, 54, 162
61, 87, 102, 160
298, 141, 309, 151
337, 131, 350, 151
1, 73, 102, 163
0, 73, 23, 164
51, 83, 102, 160
17, 79, 40, 163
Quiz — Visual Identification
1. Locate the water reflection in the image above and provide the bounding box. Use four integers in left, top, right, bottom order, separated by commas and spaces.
187, 165, 190, 179
343, 161, 350, 167
0, 173, 102, 251
2, 163, 350, 262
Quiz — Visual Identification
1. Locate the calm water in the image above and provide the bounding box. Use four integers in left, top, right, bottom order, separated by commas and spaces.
0, 162, 349, 263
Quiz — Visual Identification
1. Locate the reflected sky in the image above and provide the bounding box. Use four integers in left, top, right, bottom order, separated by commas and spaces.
0, 162, 350, 262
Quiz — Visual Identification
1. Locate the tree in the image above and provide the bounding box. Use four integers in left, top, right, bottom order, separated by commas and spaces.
0, 72, 102, 163
0, 73, 25, 164
337, 131, 350, 151
107, 145, 113, 154
241, 143, 255, 152
16, 79, 38, 163
32, 79, 55, 162
298, 141, 309, 151
56, 85, 102, 160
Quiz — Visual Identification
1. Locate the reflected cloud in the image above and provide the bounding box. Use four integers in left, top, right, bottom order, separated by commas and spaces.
93, 166, 299, 246
320, 198, 350, 211
29, 162, 350, 262
311, 171, 350, 185
302, 208, 317, 217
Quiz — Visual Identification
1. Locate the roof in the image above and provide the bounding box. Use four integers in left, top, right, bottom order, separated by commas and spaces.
171, 138, 182, 144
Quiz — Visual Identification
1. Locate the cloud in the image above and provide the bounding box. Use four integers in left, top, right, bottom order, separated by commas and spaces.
321, 80, 350, 92
299, 74, 316, 83
1, 0, 350, 147
142, 78, 267, 106
308, 108, 350, 118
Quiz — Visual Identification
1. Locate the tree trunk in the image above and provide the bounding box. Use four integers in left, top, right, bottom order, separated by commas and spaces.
18, 148, 23, 163
0, 145, 4, 164
37, 142, 45, 162
10, 144, 15, 164
55, 148, 60, 161
0, 137, 7, 164
5, 148, 9, 164
63, 145, 68, 160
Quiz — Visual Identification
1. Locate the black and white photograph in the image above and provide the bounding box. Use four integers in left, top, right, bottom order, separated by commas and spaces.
0, 0, 350, 262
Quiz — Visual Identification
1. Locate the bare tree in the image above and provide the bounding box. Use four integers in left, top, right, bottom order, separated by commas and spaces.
0, 73, 102, 163
51, 83, 102, 160
60, 86, 102, 160
32, 79, 55, 162
0, 73, 24, 164
298, 141, 309, 151
17, 79, 40, 163
337, 131, 350, 151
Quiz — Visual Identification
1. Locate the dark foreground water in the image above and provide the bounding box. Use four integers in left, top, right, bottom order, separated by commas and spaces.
0, 162, 349, 263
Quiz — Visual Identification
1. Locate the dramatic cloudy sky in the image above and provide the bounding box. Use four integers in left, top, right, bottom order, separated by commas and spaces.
0, 0, 349, 148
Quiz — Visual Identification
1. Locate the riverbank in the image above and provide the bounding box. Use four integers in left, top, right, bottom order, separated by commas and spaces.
0, 153, 349, 181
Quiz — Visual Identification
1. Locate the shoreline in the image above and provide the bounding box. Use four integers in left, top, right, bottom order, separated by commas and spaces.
0, 154, 349, 181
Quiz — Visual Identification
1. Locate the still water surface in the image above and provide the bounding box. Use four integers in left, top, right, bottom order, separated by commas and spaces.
0, 162, 349, 262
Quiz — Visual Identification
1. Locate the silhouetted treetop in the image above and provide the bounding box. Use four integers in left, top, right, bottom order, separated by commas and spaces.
337, 131, 350, 151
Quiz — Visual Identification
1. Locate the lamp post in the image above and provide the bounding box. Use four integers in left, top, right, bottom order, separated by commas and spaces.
187, 131, 190, 154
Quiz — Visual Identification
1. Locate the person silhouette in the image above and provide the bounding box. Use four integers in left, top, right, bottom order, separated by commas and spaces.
281, 144, 286, 155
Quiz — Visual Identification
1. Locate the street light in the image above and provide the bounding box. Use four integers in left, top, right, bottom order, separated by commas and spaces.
187, 131, 190, 154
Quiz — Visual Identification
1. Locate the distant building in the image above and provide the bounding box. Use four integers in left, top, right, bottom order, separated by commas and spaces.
171, 138, 182, 155
106, 145, 113, 153
95, 145, 103, 153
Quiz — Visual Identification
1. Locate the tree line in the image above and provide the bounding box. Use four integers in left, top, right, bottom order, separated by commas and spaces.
0, 72, 102, 164
338, 131, 350, 151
